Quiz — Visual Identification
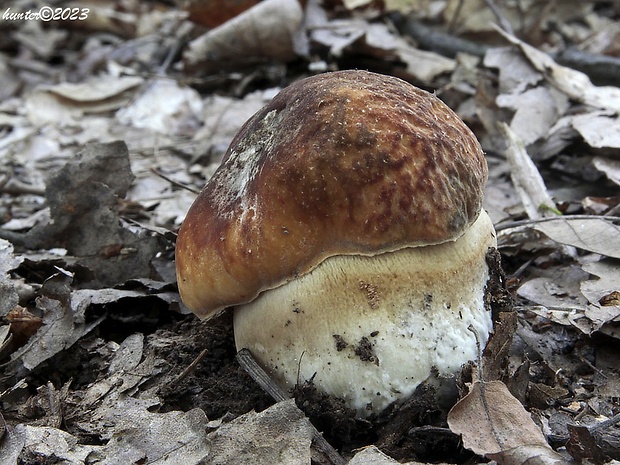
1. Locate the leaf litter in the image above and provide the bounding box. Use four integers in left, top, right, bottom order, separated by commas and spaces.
1, 0, 620, 463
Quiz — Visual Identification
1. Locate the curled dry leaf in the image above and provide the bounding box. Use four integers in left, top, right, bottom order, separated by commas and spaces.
592, 157, 620, 186
184, 0, 303, 73
447, 380, 566, 464
25, 76, 143, 125
5, 305, 42, 348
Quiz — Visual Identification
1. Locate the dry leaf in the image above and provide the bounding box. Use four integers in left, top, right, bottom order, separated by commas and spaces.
4, 273, 102, 374
592, 157, 620, 186
497, 29, 620, 113
384, 0, 428, 14
5, 305, 43, 348
116, 79, 203, 135
180, 0, 260, 28
205, 400, 314, 464
347, 445, 427, 464
184, 0, 303, 73
566, 423, 610, 464
517, 271, 588, 311
571, 112, 620, 150
48, 76, 143, 103
393, 35, 456, 83
484, 47, 543, 94
342, 0, 375, 8
580, 261, 620, 337
533, 218, 620, 260
447, 380, 566, 464
496, 87, 563, 145
25, 76, 143, 126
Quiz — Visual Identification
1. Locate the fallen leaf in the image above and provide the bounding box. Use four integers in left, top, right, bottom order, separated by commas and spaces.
496, 87, 563, 146
533, 218, 620, 259
48, 76, 143, 103
497, 28, 620, 113
184, 0, 303, 73
347, 445, 426, 464
24, 76, 143, 126
205, 399, 314, 464
181, 0, 260, 28
571, 112, 620, 150
393, 35, 456, 83
484, 47, 542, 94
447, 380, 566, 464
0, 239, 23, 314
592, 157, 620, 186
11, 424, 98, 464
19, 141, 163, 288
116, 79, 203, 135
581, 261, 620, 305
5, 305, 42, 348
102, 405, 210, 464
517, 269, 589, 312
566, 423, 609, 465
4, 273, 103, 374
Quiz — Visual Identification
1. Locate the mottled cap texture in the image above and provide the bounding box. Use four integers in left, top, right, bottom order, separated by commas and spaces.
175, 70, 488, 318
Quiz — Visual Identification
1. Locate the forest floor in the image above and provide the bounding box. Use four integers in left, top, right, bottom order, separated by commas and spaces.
0, 0, 619, 464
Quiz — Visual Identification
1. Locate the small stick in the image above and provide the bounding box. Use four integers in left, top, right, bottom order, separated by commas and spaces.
236, 349, 347, 465
150, 167, 200, 194
483, 0, 514, 35
589, 413, 620, 432
169, 348, 209, 387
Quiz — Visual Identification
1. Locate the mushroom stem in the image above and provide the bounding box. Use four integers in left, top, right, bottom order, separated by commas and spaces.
234, 210, 497, 417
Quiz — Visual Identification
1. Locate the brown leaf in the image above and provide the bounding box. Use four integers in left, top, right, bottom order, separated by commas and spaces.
6, 305, 43, 348
447, 380, 567, 464
566, 424, 609, 465
180, 0, 260, 27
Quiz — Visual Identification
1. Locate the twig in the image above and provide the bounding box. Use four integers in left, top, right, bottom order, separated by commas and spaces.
0, 174, 45, 196
483, 0, 514, 35
236, 348, 288, 402
168, 348, 208, 388
447, 0, 464, 35
589, 413, 620, 432
236, 349, 347, 465
150, 167, 200, 194
390, 14, 488, 58
555, 47, 620, 86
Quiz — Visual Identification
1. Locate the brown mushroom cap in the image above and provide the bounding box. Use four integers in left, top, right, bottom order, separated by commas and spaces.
175, 70, 488, 318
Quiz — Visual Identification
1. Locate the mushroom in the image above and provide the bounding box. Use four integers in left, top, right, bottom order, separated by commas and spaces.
175, 70, 497, 417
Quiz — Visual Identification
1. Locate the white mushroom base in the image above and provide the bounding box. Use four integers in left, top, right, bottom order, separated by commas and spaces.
233, 211, 497, 417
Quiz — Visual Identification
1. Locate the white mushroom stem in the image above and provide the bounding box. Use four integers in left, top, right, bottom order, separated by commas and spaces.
234, 211, 497, 417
